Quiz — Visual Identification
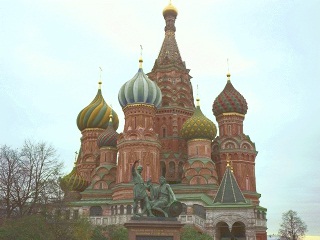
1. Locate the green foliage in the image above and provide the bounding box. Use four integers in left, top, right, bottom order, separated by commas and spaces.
181, 225, 213, 240
105, 225, 128, 240
0, 215, 109, 240
278, 210, 307, 240
0, 215, 55, 240
91, 226, 108, 240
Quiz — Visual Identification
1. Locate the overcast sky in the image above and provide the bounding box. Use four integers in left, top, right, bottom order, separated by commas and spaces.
1, 0, 319, 236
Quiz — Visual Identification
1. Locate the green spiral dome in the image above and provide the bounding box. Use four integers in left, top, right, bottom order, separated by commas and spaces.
77, 88, 119, 131
59, 167, 89, 192
180, 105, 217, 141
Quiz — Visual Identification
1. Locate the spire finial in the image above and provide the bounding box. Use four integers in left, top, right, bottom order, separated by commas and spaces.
227, 59, 231, 81
226, 154, 231, 167
139, 45, 143, 69
98, 67, 103, 89
196, 84, 200, 107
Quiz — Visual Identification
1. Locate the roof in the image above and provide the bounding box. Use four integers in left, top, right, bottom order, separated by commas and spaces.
213, 165, 246, 204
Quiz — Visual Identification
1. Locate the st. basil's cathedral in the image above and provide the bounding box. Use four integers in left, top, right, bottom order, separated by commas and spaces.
60, 2, 267, 239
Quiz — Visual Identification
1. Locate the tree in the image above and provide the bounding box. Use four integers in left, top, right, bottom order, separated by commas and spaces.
181, 225, 213, 240
278, 210, 307, 240
0, 140, 63, 218
0, 215, 55, 240
105, 225, 128, 240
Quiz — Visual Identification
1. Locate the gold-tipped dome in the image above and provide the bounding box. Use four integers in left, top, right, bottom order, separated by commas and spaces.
163, 1, 178, 17
77, 82, 119, 131
181, 99, 217, 141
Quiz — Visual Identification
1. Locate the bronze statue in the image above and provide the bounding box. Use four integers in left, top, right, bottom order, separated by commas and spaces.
131, 160, 154, 217
131, 161, 182, 218
148, 176, 182, 218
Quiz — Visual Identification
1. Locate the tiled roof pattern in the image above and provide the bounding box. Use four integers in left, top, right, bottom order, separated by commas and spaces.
212, 80, 248, 116
118, 68, 162, 108
97, 119, 119, 148
60, 167, 89, 192
180, 106, 217, 140
77, 89, 119, 131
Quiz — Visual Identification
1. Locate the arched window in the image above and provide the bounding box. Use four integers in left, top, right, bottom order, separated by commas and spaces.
231, 222, 246, 239
161, 161, 166, 177
126, 205, 132, 215
90, 206, 102, 216
169, 161, 175, 177
120, 205, 124, 215
163, 128, 166, 137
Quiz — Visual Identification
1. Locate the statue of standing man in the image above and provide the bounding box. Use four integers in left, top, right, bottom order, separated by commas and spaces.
131, 160, 154, 217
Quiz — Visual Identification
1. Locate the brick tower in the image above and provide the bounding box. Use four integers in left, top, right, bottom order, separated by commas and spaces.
114, 58, 162, 200
76, 82, 119, 182
212, 72, 260, 204
148, 2, 195, 183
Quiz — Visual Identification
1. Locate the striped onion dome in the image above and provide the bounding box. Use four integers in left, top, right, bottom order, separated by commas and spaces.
180, 99, 217, 141
118, 59, 162, 108
213, 73, 248, 117
60, 167, 89, 192
97, 115, 119, 148
77, 83, 119, 131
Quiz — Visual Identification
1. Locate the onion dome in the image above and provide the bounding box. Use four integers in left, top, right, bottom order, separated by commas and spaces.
163, 1, 178, 17
118, 58, 162, 108
181, 99, 217, 141
77, 82, 119, 131
60, 166, 89, 192
97, 113, 119, 148
213, 73, 248, 117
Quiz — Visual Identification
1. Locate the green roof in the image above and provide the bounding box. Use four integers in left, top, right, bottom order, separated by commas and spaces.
213, 166, 246, 204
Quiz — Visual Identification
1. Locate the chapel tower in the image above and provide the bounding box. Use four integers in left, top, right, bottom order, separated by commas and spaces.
212, 72, 260, 204
76, 82, 119, 182
148, 2, 195, 183
114, 58, 162, 200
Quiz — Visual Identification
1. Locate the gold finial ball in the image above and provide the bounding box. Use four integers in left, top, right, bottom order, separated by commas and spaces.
163, 1, 178, 17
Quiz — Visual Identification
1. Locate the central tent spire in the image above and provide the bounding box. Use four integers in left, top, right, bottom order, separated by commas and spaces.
151, 0, 185, 70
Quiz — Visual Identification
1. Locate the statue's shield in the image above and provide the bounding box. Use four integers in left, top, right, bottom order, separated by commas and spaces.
168, 201, 182, 217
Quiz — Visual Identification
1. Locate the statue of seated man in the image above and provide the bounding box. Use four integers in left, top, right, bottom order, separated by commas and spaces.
148, 176, 181, 218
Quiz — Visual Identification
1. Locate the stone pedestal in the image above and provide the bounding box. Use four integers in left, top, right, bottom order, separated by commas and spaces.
124, 217, 184, 240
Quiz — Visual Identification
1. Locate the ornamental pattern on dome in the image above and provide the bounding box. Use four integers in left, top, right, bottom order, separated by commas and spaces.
77, 88, 119, 131
180, 105, 217, 141
97, 118, 119, 148
118, 68, 162, 108
60, 167, 89, 192
212, 80, 248, 116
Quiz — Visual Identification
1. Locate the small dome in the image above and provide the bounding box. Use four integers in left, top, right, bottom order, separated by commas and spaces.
181, 103, 217, 141
60, 167, 89, 192
77, 85, 119, 131
163, 2, 178, 18
212, 75, 248, 116
118, 60, 162, 108
97, 117, 119, 148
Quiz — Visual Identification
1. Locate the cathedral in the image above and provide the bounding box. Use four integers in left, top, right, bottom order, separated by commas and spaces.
60, 2, 267, 239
